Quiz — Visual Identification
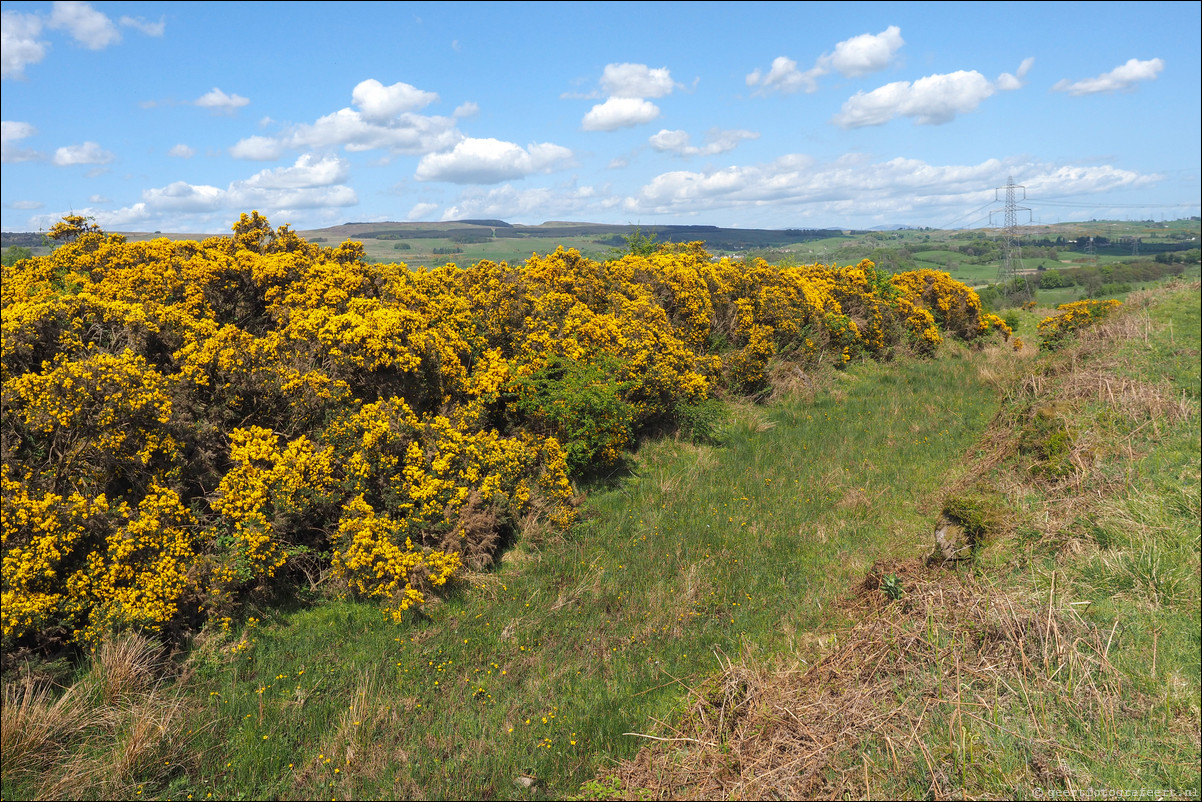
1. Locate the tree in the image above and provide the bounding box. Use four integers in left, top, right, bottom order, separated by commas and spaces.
1, 246, 33, 266
622, 226, 659, 257
46, 214, 102, 242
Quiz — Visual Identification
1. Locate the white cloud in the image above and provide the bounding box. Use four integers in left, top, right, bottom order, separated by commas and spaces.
576, 63, 679, 132
1, 10, 46, 79
649, 128, 759, 157
8, 200, 43, 210
3, 4, 157, 80
195, 88, 250, 114
440, 182, 601, 223
1022, 164, 1160, 196
600, 63, 677, 98
140, 181, 225, 212
48, 1, 120, 50
832, 63, 1033, 128
407, 202, 439, 221
230, 78, 461, 160
415, 138, 573, 184
119, 15, 165, 37
351, 78, 438, 120
53, 141, 115, 166
622, 153, 1157, 221
168, 144, 195, 159
995, 57, 1035, 91
582, 97, 661, 131
746, 56, 824, 95
453, 101, 479, 118
88, 194, 110, 203
289, 107, 461, 153
1, 120, 40, 162
826, 25, 904, 77
747, 27, 904, 96
649, 129, 691, 153
229, 135, 283, 161
238, 153, 350, 189
37, 153, 361, 231
1052, 57, 1164, 96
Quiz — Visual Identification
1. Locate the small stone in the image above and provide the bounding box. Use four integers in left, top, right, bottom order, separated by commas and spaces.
514, 775, 537, 789
932, 514, 971, 562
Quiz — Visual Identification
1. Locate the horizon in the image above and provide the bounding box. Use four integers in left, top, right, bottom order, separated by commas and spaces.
3, 2, 1200, 234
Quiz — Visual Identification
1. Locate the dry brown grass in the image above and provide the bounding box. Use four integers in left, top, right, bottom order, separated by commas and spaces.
2, 633, 200, 801
603, 559, 1131, 800
0, 682, 91, 778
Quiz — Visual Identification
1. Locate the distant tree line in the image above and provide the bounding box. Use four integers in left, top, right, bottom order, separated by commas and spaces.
1, 232, 45, 247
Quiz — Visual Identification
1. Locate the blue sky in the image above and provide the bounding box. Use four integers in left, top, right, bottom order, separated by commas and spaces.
2, 1, 1199, 234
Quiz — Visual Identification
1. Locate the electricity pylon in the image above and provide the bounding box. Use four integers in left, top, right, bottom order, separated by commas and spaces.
989, 176, 1032, 288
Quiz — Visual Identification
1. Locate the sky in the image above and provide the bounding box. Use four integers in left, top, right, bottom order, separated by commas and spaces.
2, 1, 1200, 234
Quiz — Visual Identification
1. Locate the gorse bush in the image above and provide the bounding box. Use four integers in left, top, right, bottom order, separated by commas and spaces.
1036, 298, 1123, 350
1, 213, 1008, 653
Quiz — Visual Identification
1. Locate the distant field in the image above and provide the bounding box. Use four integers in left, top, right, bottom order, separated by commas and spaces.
3, 218, 1197, 278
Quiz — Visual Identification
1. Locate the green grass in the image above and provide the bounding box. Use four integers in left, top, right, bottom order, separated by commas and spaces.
117, 346, 1001, 801
3, 272, 1197, 801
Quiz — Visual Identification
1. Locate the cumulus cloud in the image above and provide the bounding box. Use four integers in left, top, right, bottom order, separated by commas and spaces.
36, 153, 360, 231
649, 127, 759, 157
1052, 57, 1164, 95
8, 200, 44, 210
230, 78, 461, 160
1, 120, 40, 162
439, 182, 601, 222
415, 138, 573, 184
292, 107, 460, 153
995, 57, 1035, 91
351, 78, 438, 120
745, 56, 824, 95
229, 135, 282, 161
88, 194, 110, 203
832, 60, 1031, 128
826, 25, 905, 77
168, 144, 195, 159
621, 153, 1157, 221
118, 15, 165, 37
239, 153, 350, 189
3, 3, 160, 79
195, 88, 250, 114
406, 202, 439, 221
578, 63, 679, 131
600, 63, 677, 98
582, 97, 661, 131
48, 1, 120, 50
747, 26, 904, 95
453, 101, 479, 118
2, 10, 46, 79
53, 141, 115, 166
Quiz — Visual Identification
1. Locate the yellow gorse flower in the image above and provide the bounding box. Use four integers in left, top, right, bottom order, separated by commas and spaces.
2, 214, 1002, 652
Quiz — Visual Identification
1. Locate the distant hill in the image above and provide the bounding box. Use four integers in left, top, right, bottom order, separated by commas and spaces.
294, 221, 849, 251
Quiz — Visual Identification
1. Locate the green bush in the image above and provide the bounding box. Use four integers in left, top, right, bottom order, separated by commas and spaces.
511, 355, 636, 477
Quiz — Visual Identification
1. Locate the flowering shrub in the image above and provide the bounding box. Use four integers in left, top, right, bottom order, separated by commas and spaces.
1, 214, 1003, 652
1036, 299, 1122, 351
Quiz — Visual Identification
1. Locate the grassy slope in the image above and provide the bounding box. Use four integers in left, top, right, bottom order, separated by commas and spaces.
146, 345, 999, 801
599, 279, 1201, 800
3, 279, 1197, 801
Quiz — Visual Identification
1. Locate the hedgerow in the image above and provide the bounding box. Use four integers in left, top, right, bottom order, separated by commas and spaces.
1, 213, 1008, 653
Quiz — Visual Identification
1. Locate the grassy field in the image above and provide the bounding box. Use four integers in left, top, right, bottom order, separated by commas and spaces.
5, 218, 1197, 288
4, 274, 1197, 800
